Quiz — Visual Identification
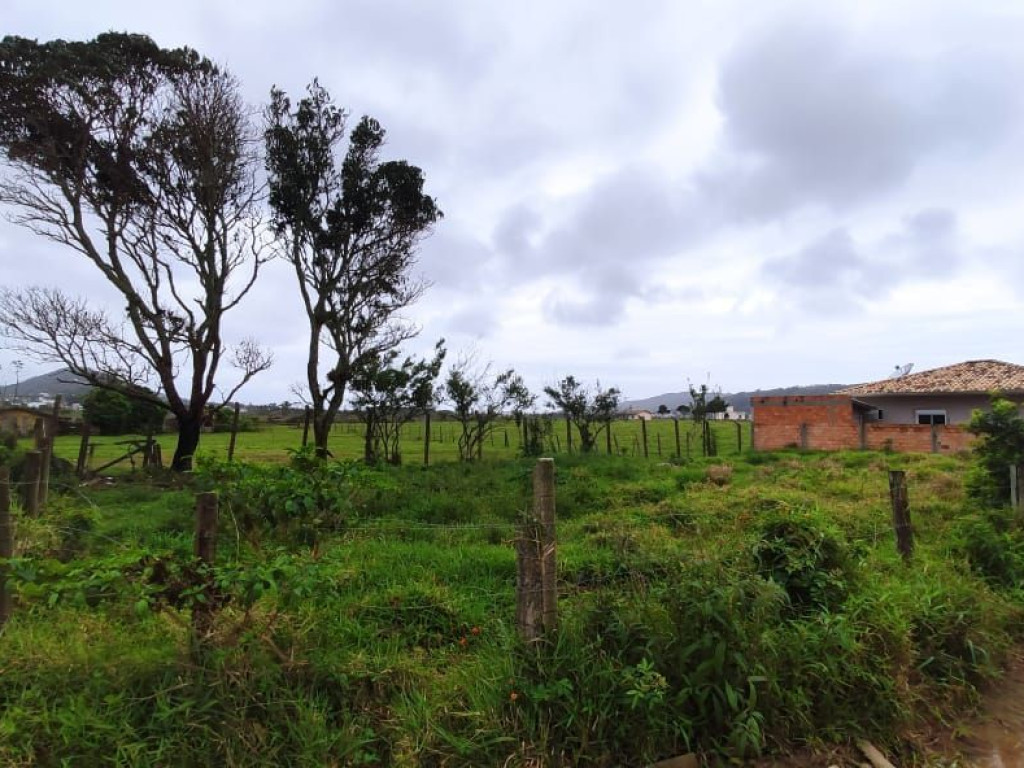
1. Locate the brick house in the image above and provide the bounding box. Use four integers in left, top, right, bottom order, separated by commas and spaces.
751, 360, 1024, 453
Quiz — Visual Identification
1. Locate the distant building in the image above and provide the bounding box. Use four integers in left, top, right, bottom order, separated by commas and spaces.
621, 408, 655, 421
0, 407, 45, 437
751, 359, 1023, 453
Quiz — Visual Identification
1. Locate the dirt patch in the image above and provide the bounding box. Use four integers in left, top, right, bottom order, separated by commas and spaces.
749, 649, 1024, 767
954, 650, 1024, 767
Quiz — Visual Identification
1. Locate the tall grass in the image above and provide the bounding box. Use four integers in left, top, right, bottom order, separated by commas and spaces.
1, 449, 1021, 765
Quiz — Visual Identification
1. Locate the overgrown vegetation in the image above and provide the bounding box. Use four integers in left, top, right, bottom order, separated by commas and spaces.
2, 448, 1024, 765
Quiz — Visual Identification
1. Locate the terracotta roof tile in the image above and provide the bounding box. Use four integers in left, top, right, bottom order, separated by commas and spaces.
836, 360, 1024, 396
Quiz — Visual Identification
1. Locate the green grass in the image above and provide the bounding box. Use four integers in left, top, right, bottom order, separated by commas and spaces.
1, 447, 1020, 765
50, 417, 752, 470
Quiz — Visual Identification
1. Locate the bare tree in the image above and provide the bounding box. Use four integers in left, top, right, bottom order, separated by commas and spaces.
265, 81, 441, 457
0, 34, 271, 469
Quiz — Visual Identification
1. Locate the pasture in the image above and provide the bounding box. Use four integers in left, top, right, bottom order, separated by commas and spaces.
2, 434, 1023, 766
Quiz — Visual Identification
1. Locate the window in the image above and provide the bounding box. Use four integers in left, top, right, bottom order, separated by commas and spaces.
916, 410, 947, 425
876, 409, 884, 421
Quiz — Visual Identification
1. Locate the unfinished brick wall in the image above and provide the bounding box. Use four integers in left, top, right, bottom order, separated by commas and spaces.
863, 423, 972, 453
752, 395, 974, 453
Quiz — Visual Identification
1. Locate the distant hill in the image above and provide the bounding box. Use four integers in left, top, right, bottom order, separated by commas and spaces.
623, 384, 849, 414
1, 368, 91, 401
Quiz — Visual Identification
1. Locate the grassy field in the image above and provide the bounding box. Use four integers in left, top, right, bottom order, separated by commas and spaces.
52, 417, 752, 468
2, 442, 1023, 765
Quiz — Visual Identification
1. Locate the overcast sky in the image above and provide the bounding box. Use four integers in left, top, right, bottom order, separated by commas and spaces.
3, 0, 1024, 404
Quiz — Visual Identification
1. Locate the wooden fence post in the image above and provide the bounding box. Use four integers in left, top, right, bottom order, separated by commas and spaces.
536, 458, 557, 633
930, 422, 939, 454
641, 418, 649, 459
685, 431, 691, 459
799, 423, 809, 450
0, 467, 12, 629
517, 458, 557, 641
888, 470, 913, 561
195, 492, 218, 565
735, 421, 742, 454
22, 451, 41, 517
674, 418, 681, 459
193, 492, 218, 638
76, 422, 92, 478
301, 406, 311, 448
423, 411, 431, 466
227, 403, 241, 462
606, 419, 613, 455
565, 415, 572, 455
39, 396, 60, 509
657, 433, 662, 457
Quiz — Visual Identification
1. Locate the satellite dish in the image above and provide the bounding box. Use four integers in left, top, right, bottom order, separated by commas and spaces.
890, 363, 914, 379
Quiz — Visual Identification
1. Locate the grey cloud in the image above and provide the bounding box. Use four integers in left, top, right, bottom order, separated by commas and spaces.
417, 227, 495, 292
764, 207, 961, 314
493, 204, 542, 259
444, 305, 499, 339
707, 18, 1022, 218
541, 267, 643, 327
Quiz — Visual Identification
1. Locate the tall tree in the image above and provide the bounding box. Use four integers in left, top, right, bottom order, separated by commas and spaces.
543, 376, 620, 453
265, 81, 441, 457
0, 33, 271, 470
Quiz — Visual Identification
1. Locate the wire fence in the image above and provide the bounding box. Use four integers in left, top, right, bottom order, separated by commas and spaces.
1, 455, 923, 638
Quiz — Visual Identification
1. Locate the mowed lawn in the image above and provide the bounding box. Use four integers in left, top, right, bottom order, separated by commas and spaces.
52, 417, 753, 468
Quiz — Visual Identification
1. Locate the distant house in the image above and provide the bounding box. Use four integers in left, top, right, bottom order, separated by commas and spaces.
708, 405, 749, 421
751, 360, 1024, 453
0, 407, 45, 437
621, 408, 655, 421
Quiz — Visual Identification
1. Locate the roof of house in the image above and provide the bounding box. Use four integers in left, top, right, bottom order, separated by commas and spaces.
837, 360, 1024, 396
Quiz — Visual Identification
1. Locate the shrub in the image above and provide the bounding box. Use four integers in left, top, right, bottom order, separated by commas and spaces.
751, 516, 853, 614
967, 397, 1024, 506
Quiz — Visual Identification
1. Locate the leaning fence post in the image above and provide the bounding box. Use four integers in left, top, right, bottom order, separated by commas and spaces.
888, 470, 913, 561
227, 403, 241, 462
76, 422, 92, 478
22, 451, 41, 517
0, 467, 12, 629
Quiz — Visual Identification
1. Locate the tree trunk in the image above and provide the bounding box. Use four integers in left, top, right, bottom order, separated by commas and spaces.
363, 415, 377, 464
313, 415, 332, 458
172, 414, 203, 471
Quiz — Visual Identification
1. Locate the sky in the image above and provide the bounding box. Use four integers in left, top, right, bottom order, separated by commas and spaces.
2, 0, 1024, 404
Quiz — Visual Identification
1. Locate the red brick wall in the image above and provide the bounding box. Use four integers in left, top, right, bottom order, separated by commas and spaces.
863, 423, 973, 453
751, 395, 974, 453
